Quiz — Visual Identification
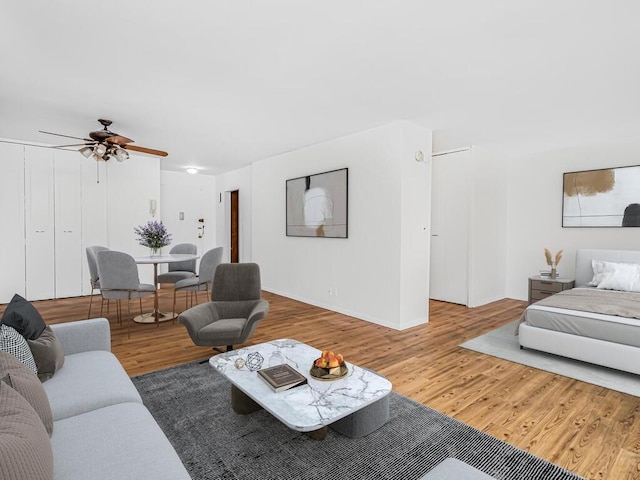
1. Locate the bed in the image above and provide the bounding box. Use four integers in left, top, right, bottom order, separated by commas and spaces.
518, 249, 640, 375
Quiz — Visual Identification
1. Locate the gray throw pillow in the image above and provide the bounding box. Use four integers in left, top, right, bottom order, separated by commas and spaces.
0, 382, 54, 480
0, 324, 38, 374
1, 294, 46, 340
0, 350, 53, 436
27, 327, 65, 382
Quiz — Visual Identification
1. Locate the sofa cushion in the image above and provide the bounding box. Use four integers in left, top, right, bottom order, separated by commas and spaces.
43, 350, 141, 421
1, 294, 46, 340
27, 327, 65, 382
0, 382, 54, 480
0, 350, 53, 436
51, 402, 190, 480
0, 324, 38, 374
157, 271, 195, 283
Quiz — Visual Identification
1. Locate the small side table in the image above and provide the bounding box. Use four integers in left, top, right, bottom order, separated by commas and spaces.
528, 276, 574, 305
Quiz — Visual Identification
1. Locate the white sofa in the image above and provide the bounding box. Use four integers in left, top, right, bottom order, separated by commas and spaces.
46, 318, 190, 480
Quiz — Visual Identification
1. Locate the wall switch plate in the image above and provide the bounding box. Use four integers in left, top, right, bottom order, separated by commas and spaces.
179, 212, 185, 220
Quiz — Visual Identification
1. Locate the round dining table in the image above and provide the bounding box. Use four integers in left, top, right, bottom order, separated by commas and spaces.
134, 253, 199, 324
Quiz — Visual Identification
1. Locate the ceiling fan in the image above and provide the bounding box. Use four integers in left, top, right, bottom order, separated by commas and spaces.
39, 119, 168, 162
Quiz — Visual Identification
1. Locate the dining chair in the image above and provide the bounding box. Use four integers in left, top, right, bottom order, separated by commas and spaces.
86, 245, 110, 319
157, 243, 197, 284
172, 246, 223, 319
96, 250, 155, 333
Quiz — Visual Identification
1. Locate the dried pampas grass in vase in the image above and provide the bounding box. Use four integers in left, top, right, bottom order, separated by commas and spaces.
544, 248, 563, 279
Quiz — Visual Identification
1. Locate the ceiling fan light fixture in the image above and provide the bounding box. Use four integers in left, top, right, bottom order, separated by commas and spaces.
94, 143, 107, 157
79, 146, 93, 158
114, 147, 129, 162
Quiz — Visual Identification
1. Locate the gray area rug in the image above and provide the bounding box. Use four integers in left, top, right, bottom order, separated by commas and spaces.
460, 320, 640, 397
132, 361, 583, 480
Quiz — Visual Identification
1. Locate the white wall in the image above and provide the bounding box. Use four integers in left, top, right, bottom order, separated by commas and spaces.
160, 171, 217, 271
250, 121, 432, 330
215, 166, 253, 263
398, 123, 433, 328
506, 136, 640, 300
468, 147, 508, 307
106, 155, 161, 284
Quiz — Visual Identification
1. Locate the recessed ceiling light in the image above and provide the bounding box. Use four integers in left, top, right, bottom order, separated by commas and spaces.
186, 168, 198, 174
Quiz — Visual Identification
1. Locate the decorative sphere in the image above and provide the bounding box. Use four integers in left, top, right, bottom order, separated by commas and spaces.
245, 352, 264, 371
234, 358, 245, 369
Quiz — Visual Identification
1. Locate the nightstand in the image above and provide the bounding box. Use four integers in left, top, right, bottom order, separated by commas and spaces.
528, 276, 575, 305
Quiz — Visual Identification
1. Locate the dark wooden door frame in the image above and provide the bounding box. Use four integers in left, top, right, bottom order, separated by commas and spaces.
230, 190, 239, 263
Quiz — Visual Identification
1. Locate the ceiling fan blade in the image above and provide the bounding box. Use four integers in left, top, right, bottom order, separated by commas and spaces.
39, 131, 93, 142
123, 144, 168, 157
106, 135, 134, 145
49, 143, 96, 148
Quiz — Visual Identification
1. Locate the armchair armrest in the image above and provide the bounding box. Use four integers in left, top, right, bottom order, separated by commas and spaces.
49, 318, 111, 355
178, 302, 220, 342
247, 300, 269, 326
240, 300, 270, 340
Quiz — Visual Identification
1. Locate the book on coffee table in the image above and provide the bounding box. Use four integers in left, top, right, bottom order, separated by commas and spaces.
257, 364, 308, 392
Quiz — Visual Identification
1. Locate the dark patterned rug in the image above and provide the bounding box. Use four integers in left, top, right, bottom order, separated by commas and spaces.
132, 361, 584, 480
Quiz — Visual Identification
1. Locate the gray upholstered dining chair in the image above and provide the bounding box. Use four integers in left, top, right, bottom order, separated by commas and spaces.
157, 243, 197, 284
86, 245, 110, 319
96, 250, 156, 328
178, 263, 269, 352
172, 246, 223, 317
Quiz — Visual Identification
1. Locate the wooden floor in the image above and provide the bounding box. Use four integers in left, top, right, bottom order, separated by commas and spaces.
6, 290, 640, 480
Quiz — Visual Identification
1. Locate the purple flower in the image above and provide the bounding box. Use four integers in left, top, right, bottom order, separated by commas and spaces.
134, 221, 172, 249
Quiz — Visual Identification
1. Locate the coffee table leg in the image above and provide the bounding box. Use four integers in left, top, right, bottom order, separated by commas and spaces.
231, 385, 263, 414
306, 426, 328, 441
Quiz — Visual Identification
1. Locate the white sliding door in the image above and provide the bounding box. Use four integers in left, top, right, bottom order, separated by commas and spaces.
25, 146, 55, 300
54, 150, 83, 298
0, 143, 26, 302
429, 150, 471, 306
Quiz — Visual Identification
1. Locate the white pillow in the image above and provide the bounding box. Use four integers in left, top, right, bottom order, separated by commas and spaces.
588, 259, 608, 286
596, 261, 640, 292
0, 324, 37, 374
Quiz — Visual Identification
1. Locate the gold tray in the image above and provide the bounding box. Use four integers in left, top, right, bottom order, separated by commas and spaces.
309, 364, 348, 381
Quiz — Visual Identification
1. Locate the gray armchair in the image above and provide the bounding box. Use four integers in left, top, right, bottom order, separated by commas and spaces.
178, 263, 269, 352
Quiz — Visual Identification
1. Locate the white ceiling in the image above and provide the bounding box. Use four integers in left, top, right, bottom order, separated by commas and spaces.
2, 1, 639, 175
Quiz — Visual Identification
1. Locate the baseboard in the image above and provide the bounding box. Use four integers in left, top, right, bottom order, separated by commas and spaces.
261, 287, 412, 331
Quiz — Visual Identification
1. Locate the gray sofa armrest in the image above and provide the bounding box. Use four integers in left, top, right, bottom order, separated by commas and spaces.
49, 318, 111, 355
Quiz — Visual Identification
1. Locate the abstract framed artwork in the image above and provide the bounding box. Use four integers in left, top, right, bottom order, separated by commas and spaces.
562, 165, 640, 227
286, 168, 348, 238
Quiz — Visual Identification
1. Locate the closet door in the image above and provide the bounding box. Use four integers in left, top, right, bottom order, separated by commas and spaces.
25, 146, 55, 300
429, 150, 470, 305
54, 150, 83, 298
0, 143, 26, 302
80, 159, 108, 295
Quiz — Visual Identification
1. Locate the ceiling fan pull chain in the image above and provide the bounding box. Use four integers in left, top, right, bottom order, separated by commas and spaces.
96, 159, 100, 184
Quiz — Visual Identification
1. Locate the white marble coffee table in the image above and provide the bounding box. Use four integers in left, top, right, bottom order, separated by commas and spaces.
209, 339, 392, 439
